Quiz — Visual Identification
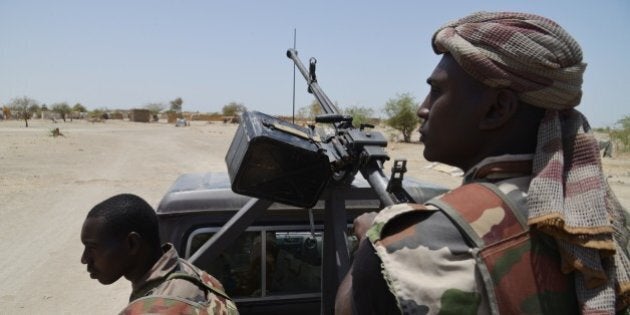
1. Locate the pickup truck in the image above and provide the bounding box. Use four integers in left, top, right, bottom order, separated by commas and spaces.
156, 171, 447, 315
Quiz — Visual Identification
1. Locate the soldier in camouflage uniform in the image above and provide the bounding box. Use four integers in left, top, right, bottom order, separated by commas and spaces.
335, 12, 630, 315
81, 193, 238, 314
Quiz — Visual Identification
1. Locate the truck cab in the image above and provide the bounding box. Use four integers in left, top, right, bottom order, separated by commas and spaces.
156, 171, 447, 315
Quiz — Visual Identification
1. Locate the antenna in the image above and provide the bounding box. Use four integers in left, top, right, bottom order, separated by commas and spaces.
292, 28, 296, 124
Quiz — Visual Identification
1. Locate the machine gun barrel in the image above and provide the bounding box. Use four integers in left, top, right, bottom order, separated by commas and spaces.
362, 160, 396, 207
287, 48, 340, 115
287, 48, 404, 208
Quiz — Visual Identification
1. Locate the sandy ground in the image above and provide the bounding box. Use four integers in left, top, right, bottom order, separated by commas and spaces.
1, 118, 628, 314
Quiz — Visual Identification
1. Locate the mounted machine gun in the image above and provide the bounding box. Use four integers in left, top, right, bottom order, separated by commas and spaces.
187, 49, 417, 314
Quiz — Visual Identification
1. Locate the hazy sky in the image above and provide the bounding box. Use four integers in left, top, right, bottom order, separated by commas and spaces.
2, 0, 629, 127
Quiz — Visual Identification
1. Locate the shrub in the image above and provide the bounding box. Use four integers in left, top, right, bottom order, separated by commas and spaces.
383, 93, 419, 143
609, 115, 630, 153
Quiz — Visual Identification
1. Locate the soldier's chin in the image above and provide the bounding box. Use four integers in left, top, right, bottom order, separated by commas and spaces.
94, 274, 117, 285
422, 148, 435, 162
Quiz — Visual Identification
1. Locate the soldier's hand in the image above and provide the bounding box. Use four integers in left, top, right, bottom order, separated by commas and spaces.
353, 212, 378, 241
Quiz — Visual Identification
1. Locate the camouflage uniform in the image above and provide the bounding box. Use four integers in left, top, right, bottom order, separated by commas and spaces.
366, 155, 577, 314
120, 243, 238, 315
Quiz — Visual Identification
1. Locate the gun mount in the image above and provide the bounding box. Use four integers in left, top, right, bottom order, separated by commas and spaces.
186, 49, 419, 314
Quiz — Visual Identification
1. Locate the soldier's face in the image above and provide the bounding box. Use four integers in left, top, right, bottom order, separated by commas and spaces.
417, 54, 496, 171
80, 217, 131, 285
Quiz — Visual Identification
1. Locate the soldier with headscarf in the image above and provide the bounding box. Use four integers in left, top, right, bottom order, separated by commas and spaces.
335, 12, 629, 314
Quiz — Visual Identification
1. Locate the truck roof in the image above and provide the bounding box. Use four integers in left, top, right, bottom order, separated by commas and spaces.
156, 172, 448, 215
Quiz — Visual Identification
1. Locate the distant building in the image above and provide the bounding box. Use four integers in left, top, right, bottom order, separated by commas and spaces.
130, 109, 151, 122
109, 112, 124, 120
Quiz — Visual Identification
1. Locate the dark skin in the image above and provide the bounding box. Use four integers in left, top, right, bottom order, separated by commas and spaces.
334, 54, 545, 314
418, 54, 542, 171
80, 217, 163, 286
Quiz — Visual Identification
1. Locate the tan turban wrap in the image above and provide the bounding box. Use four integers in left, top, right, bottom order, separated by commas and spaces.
433, 12, 630, 313
432, 11, 586, 110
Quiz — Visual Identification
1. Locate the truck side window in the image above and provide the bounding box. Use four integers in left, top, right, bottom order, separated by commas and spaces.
267, 231, 323, 295
188, 231, 262, 297
186, 226, 359, 299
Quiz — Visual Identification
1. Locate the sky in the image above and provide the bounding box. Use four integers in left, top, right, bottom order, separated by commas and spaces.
1, 0, 629, 127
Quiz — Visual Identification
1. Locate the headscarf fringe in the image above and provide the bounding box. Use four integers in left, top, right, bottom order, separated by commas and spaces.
617, 290, 630, 312
558, 245, 608, 289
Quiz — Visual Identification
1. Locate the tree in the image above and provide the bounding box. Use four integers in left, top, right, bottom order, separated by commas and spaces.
89, 108, 108, 121
170, 97, 183, 112
8, 96, 39, 127
616, 115, 630, 130
343, 105, 374, 128
73, 103, 87, 113
29, 103, 40, 117
71, 103, 87, 120
610, 114, 630, 153
144, 102, 166, 122
383, 93, 420, 143
51, 102, 72, 122
169, 97, 183, 119
144, 102, 165, 115
222, 102, 246, 116
297, 99, 324, 121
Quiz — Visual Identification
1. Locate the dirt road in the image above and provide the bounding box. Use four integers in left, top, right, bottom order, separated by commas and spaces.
0, 119, 238, 314
0, 119, 628, 314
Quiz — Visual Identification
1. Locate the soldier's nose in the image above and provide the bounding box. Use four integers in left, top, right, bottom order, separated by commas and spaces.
81, 249, 88, 264
417, 107, 429, 119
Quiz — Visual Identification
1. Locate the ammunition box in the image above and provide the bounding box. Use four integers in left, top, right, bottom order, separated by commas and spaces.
225, 111, 331, 208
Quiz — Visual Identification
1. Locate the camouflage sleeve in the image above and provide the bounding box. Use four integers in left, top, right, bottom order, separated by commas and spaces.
120, 295, 238, 315
352, 238, 400, 315
120, 296, 206, 315
373, 207, 471, 257
354, 207, 474, 314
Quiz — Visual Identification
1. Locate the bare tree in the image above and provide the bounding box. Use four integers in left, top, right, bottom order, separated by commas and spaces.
8, 96, 39, 127
144, 102, 165, 121
144, 102, 164, 114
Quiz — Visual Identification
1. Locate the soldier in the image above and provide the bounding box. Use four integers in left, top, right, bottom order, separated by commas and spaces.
336, 12, 630, 314
80, 193, 238, 314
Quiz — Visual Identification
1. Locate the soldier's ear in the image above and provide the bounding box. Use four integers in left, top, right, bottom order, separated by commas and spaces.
479, 89, 518, 130
126, 232, 142, 255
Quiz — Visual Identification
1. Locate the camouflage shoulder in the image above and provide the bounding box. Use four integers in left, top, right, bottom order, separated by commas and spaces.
367, 203, 433, 243
120, 295, 238, 315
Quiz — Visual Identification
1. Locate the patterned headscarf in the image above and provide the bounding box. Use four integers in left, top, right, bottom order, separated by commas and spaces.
432, 12, 630, 313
